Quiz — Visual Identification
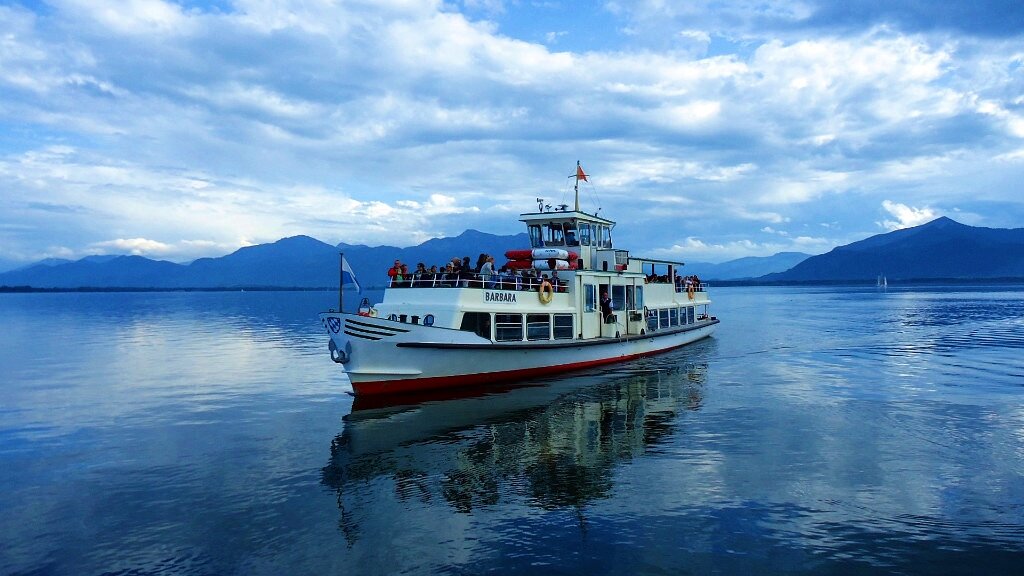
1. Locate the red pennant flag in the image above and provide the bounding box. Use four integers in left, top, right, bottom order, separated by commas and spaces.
576, 165, 588, 182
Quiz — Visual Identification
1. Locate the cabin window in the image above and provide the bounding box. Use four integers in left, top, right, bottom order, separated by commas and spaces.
670, 307, 679, 326
626, 286, 635, 310
611, 285, 626, 310
460, 312, 491, 339
495, 314, 523, 341
527, 314, 550, 341
545, 223, 565, 246
584, 284, 595, 312
688, 306, 695, 324
529, 225, 543, 248
647, 308, 659, 332
553, 314, 574, 339
635, 286, 644, 310
564, 223, 579, 246
600, 226, 612, 248
659, 309, 670, 329
579, 223, 592, 246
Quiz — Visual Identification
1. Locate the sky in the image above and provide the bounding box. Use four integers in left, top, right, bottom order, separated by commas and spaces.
1, 0, 1023, 269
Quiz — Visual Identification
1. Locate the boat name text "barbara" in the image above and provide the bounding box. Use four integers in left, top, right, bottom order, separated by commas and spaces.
484, 291, 517, 304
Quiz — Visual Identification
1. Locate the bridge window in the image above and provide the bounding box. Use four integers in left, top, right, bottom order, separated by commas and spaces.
564, 223, 579, 246
529, 225, 543, 248
584, 284, 595, 312
544, 223, 565, 246
579, 223, 592, 246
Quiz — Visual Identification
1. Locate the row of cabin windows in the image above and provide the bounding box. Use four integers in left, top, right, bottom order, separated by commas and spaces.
529, 223, 613, 249
461, 312, 575, 342
646, 306, 697, 332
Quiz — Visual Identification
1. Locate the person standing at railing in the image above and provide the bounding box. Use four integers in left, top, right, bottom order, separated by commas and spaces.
480, 255, 496, 288
412, 263, 427, 286
387, 259, 403, 286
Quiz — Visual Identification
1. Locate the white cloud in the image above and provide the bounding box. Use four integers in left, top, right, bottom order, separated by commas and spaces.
879, 200, 938, 230
88, 237, 174, 255
55, 0, 191, 35
1, 0, 1023, 264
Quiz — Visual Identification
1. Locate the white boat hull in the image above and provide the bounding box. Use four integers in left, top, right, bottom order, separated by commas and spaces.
319, 313, 717, 396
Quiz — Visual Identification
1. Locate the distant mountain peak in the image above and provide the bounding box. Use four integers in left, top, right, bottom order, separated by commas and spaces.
766, 215, 1024, 281
920, 216, 962, 228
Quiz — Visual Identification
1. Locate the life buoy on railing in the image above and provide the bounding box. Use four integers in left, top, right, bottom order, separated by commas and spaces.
368, 308, 378, 317
538, 280, 554, 304
687, 284, 695, 300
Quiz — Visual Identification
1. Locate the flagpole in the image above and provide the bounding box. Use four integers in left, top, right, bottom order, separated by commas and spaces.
338, 251, 344, 313
574, 160, 581, 212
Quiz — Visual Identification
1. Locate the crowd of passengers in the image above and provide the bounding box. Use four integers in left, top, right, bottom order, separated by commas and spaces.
387, 254, 568, 292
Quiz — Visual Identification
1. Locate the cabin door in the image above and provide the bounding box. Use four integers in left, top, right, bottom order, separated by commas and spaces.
580, 280, 601, 338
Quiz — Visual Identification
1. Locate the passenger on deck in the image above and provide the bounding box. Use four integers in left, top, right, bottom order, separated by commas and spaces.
388, 259, 403, 283
413, 263, 427, 286
480, 256, 496, 288
551, 270, 563, 292
600, 291, 613, 323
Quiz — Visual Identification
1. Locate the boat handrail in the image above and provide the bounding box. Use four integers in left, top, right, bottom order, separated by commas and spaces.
387, 274, 570, 292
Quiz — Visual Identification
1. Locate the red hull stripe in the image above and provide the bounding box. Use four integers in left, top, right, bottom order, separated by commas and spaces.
351, 337, 704, 396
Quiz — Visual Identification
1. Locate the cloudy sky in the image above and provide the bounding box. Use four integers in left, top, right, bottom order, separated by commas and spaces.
1, 0, 1023, 269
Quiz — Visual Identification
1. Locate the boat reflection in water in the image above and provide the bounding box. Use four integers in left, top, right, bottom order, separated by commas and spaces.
321, 361, 707, 545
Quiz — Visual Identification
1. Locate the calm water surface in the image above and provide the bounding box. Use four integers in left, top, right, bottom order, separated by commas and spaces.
1, 287, 1023, 575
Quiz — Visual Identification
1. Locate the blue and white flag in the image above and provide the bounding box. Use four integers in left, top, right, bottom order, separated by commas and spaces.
341, 255, 361, 293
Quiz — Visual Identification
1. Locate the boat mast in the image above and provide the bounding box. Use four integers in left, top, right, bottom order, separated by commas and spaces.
574, 160, 586, 212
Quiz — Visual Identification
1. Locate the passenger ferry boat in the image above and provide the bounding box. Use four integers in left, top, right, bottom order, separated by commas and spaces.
319, 164, 719, 396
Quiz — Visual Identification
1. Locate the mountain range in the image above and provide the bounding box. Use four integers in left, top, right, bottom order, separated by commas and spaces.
0, 230, 531, 289
763, 217, 1024, 282
2, 217, 1023, 289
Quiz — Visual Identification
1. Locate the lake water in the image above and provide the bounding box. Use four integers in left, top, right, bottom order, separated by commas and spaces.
2, 286, 1023, 575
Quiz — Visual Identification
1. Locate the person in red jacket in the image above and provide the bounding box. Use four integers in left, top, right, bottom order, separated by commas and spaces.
387, 259, 403, 284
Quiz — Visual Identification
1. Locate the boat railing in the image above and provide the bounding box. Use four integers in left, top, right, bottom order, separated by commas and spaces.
387, 274, 569, 293
673, 280, 709, 294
